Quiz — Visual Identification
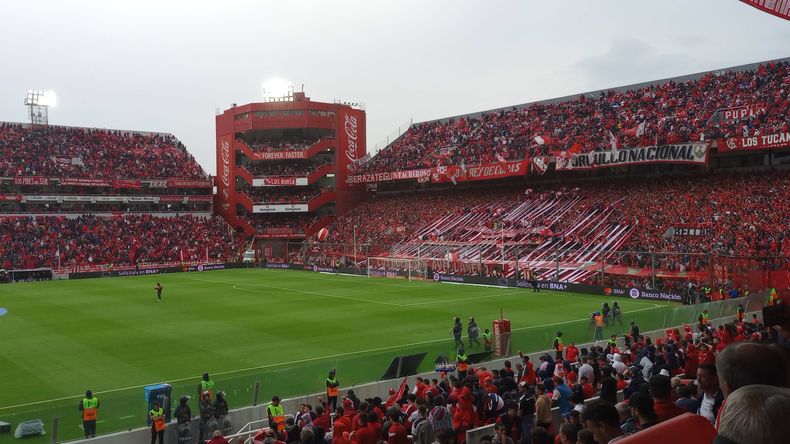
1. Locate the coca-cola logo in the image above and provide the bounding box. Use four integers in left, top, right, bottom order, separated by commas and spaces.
344, 113, 358, 165
221, 138, 231, 201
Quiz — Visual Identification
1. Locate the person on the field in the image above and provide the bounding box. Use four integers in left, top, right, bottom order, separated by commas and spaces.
611, 302, 622, 326
199, 372, 215, 401
467, 317, 480, 348
79, 389, 99, 439
155, 282, 163, 301
451, 317, 463, 349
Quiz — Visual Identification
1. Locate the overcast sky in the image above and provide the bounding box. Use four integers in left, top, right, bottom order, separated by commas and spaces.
1, 0, 788, 175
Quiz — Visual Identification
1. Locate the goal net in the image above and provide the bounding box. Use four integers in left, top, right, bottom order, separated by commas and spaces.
366, 257, 425, 281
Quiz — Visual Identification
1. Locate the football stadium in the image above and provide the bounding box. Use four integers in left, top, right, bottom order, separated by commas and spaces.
1, 2, 790, 444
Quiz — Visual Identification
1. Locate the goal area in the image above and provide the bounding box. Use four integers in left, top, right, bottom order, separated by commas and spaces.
366, 257, 426, 281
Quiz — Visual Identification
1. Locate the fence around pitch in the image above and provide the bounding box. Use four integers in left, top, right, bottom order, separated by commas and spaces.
258, 241, 789, 296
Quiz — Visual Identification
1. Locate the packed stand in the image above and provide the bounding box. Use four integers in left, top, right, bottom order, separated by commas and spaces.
248, 214, 323, 236
236, 300, 790, 444
0, 215, 237, 269
364, 61, 790, 173
244, 136, 320, 153
0, 123, 207, 179
243, 158, 333, 177
244, 186, 331, 204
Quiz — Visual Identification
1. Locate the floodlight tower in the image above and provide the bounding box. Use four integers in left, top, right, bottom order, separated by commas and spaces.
24, 90, 55, 127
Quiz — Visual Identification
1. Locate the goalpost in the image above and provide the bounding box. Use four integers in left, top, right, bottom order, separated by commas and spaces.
366, 257, 425, 281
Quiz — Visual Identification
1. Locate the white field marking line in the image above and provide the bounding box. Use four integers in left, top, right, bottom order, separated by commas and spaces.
230, 282, 402, 307
439, 282, 507, 289
401, 289, 524, 306
290, 271, 425, 288
119, 415, 135, 419
1, 304, 666, 411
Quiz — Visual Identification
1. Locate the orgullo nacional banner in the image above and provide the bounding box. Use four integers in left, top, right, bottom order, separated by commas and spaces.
345, 159, 527, 184
252, 177, 308, 187
720, 132, 790, 151
555, 142, 709, 170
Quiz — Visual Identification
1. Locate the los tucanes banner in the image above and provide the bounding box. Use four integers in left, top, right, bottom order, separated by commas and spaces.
555, 142, 709, 170
739, 0, 790, 20
252, 177, 308, 187
720, 131, 790, 151
166, 179, 212, 188
60, 178, 112, 187
14, 176, 49, 186
708, 104, 766, 123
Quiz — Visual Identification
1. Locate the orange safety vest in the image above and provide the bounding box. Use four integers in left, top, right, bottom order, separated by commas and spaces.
327, 386, 339, 397
150, 408, 165, 432
268, 404, 285, 430
595, 315, 604, 327
456, 354, 469, 371
82, 397, 98, 421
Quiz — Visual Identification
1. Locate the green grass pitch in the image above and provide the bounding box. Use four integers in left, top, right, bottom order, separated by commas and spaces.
0, 269, 671, 441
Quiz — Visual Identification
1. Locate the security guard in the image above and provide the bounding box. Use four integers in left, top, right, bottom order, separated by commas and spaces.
553, 331, 564, 359
456, 348, 469, 379
482, 328, 492, 350
325, 369, 339, 411
267, 396, 285, 433
79, 389, 99, 438
198, 372, 215, 400
149, 401, 166, 444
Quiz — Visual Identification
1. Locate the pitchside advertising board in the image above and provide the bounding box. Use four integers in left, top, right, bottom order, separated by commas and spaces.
262, 263, 685, 303
69, 263, 249, 279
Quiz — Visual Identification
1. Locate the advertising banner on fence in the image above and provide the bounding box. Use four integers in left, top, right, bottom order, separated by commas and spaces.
720, 131, 790, 151
251, 150, 308, 160
555, 142, 709, 170
13, 176, 49, 186
166, 179, 212, 188
346, 168, 433, 184
252, 203, 309, 213
60, 178, 112, 187
112, 179, 141, 189
252, 177, 309, 187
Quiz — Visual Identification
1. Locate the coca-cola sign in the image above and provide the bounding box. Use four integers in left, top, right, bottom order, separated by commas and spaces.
344, 113, 358, 169
221, 138, 231, 201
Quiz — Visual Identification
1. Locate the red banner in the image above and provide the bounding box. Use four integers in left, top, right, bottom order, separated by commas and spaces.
720, 132, 790, 151
59, 178, 112, 187
740, 0, 790, 20
159, 195, 186, 203
112, 179, 141, 189
346, 168, 433, 184
346, 160, 529, 185
251, 150, 307, 160
709, 103, 766, 123
13, 176, 49, 186
166, 179, 212, 188
256, 227, 305, 238
186, 195, 213, 202
0, 194, 22, 202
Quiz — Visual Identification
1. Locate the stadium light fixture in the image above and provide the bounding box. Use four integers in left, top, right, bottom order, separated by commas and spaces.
24, 90, 56, 126
262, 78, 294, 101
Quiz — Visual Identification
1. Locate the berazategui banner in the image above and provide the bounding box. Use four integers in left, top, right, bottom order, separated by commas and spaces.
555, 142, 709, 171
346, 159, 528, 184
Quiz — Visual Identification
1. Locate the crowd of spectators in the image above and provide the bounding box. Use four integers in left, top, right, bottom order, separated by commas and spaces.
244, 137, 319, 153
236, 301, 790, 444
248, 214, 324, 236
0, 123, 207, 179
0, 214, 237, 269
364, 61, 790, 173
242, 158, 333, 177
0, 202, 210, 214
325, 171, 789, 282
244, 186, 331, 204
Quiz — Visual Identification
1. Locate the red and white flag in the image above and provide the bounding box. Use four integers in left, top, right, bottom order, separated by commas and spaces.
533, 135, 547, 145
607, 130, 619, 150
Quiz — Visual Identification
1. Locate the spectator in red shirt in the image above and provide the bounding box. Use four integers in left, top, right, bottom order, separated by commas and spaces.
349, 413, 377, 444
386, 408, 410, 444
648, 375, 687, 423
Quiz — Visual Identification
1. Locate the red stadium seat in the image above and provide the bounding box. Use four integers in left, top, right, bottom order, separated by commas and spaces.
616, 413, 716, 444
